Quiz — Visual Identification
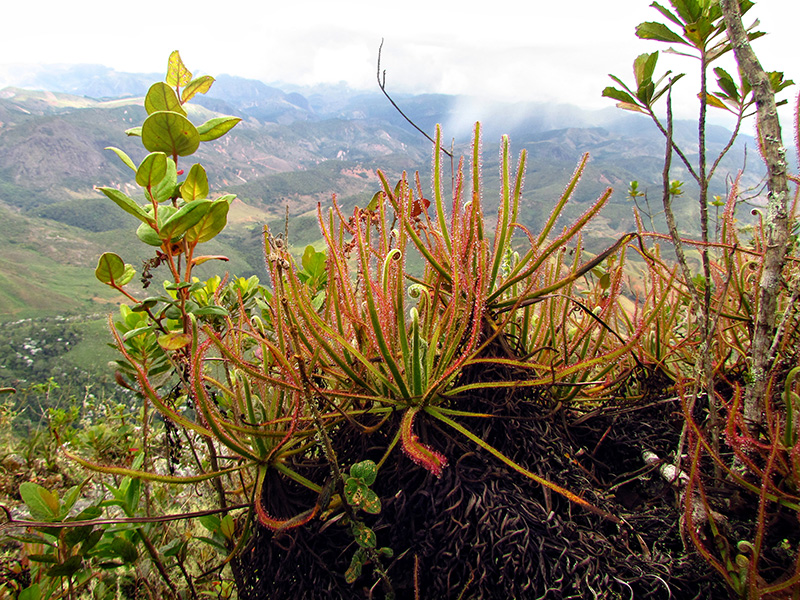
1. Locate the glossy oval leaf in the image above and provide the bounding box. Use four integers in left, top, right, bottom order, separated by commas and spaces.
142, 111, 200, 157
136, 152, 168, 188
161, 199, 213, 239
144, 82, 186, 116
197, 116, 241, 142
136, 222, 165, 246
182, 75, 215, 103
136, 203, 175, 245
350, 460, 377, 485
95, 253, 135, 286
185, 199, 229, 244
151, 157, 178, 203
166, 50, 192, 88
180, 163, 209, 201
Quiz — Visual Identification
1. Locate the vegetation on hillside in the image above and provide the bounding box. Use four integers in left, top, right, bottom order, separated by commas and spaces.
2, 1, 800, 598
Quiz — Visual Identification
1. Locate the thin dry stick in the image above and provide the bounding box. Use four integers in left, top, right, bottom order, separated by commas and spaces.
377, 39, 452, 159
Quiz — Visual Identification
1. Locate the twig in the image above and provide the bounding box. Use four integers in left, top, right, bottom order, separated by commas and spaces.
377, 39, 452, 159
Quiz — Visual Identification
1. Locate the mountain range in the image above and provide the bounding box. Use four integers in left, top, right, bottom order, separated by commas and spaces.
0, 64, 768, 322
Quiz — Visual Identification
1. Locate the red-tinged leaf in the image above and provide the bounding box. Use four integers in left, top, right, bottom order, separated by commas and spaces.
191, 255, 230, 266
616, 102, 649, 114
410, 197, 431, 218
400, 407, 447, 477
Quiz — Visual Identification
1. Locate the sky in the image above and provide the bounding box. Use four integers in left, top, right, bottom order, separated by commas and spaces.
1, 0, 798, 125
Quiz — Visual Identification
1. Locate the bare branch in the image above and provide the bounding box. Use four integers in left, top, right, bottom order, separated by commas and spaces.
377, 39, 453, 159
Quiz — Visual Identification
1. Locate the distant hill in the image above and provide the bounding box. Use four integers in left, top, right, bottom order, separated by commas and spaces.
0, 64, 766, 322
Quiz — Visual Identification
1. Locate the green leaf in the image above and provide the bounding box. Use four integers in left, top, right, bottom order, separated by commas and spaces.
136, 152, 168, 188
194, 535, 228, 553
95, 253, 135, 286
11, 532, 53, 545
702, 92, 729, 110
124, 477, 141, 512
46, 555, 83, 578
180, 163, 209, 201
64, 525, 93, 547
18, 584, 41, 600
199, 515, 221, 532
160, 538, 188, 558
157, 332, 192, 350
125, 126, 143, 137
185, 198, 230, 244
633, 52, 659, 89
636, 21, 689, 45
197, 116, 241, 142
365, 191, 382, 211
151, 157, 178, 203
74, 505, 103, 522
111, 537, 139, 564
714, 67, 740, 101
182, 75, 215, 103
105, 147, 136, 171
190, 305, 229, 317
649, 2, 684, 27
683, 17, 714, 46
81, 528, 103, 554
27, 554, 58, 564
144, 82, 187, 117
220, 514, 235, 540
160, 199, 213, 240
166, 50, 192, 88
768, 71, 795, 94
602, 86, 639, 106
344, 479, 366, 507
20, 482, 59, 521
670, 0, 701, 24
97, 187, 154, 226
361, 489, 381, 515
345, 548, 366, 583
350, 460, 377, 485
351, 521, 376, 548
136, 222, 165, 246
60, 482, 86, 517
142, 111, 200, 157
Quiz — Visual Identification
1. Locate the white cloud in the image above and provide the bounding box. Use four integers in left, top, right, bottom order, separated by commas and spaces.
1, 0, 796, 127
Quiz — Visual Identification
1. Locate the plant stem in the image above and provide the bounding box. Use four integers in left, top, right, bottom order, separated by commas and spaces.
721, 0, 792, 427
